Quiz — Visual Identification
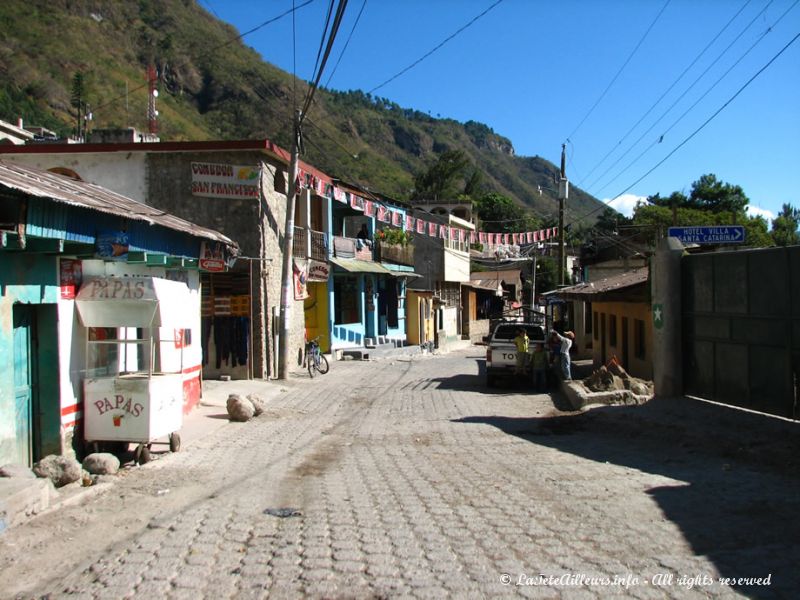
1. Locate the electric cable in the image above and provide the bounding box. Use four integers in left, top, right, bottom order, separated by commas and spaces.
607, 30, 800, 204
587, 0, 786, 195
300, 0, 349, 124
324, 0, 369, 89
367, 0, 505, 95
565, 0, 671, 144
577, 0, 753, 187
566, 30, 800, 228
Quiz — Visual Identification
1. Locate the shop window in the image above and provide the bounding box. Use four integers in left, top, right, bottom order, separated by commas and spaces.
593, 311, 599, 341
634, 319, 646, 359
333, 276, 360, 324
609, 314, 617, 347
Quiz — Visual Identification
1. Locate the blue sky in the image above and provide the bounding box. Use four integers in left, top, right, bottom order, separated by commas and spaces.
204, 0, 800, 222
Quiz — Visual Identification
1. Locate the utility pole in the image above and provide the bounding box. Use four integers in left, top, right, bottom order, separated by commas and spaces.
530, 254, 537, 312
557, 144, 568, 286
278, 109, 301, 380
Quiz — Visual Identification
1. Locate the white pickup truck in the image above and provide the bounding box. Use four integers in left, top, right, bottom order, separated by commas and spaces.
485, 322, 547, 387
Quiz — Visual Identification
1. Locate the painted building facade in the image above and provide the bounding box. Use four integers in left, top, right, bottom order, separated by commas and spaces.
0, 160, 234, 466
0, 140, 316, 379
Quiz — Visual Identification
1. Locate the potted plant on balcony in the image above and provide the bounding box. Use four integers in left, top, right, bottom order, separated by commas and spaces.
375, 228, 412, 246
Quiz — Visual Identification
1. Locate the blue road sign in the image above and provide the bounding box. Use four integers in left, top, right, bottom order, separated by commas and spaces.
667, 226, 746, 244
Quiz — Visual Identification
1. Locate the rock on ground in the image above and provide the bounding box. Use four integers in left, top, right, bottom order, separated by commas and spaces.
227, 394, 255, 422
247, 394, 266, 416
32, 455, 82, 488
82, 453, 120, 475
0, 464, 37, 479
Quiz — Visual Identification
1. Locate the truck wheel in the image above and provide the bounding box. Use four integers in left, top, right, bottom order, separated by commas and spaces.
169, 433, 181, 453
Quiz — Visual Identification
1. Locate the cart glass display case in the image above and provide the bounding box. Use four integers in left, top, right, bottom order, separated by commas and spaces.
76, 276, 192, 462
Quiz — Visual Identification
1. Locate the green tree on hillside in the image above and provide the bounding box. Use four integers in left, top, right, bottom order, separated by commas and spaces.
595, 207, 630, 233
411, 150, 472, 200
771, 204, 800, 246
70, 72, 87, 138
475, 192, 539, 233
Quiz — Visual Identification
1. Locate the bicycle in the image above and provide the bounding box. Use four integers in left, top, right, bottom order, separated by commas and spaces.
305, 336, 329, 378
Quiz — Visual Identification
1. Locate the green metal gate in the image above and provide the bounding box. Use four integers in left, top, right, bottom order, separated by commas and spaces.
682, 246, 800, 419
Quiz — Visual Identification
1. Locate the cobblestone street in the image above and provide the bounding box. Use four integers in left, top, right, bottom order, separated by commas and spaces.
1, 348, 797, 599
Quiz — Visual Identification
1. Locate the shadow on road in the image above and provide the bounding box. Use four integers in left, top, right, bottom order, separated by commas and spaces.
452, 399, 800, 598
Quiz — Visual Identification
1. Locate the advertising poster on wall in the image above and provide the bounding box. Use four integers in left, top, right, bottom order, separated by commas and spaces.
293, 260, 309, 300
190, 162, 260, 200
199, 241, 226, 272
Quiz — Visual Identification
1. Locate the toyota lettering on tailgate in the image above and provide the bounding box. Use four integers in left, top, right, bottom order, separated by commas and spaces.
502, 353, 515, 360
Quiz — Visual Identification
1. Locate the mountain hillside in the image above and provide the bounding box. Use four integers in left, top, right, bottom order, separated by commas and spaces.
0, 0, 604, 222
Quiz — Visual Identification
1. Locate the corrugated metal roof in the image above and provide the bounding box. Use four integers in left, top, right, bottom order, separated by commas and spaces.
330, 258, 393, 274
0, 159, 236, 249
556, 267, 648, 297
463, 279, 501, 291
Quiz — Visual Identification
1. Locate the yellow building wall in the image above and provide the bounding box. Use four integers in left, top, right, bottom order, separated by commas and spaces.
406, 290, 434, 346
592, 301, 653, 380
304, 281, 330, 353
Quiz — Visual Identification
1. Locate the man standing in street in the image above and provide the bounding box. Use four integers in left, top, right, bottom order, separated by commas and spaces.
513, 328, 529, 375
550, 330, 574, 380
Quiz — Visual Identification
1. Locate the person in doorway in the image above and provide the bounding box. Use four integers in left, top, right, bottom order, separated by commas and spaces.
513, 328, 529, 375
550, 330, 575, 380
356, 223, 372, 249
530, 342, 548, 391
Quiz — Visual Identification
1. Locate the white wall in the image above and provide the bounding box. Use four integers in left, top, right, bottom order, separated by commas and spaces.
443, 249, 470, 283
6, 152, 148, 202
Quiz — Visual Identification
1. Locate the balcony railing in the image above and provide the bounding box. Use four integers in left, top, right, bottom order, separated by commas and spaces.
293, 227, 328, 261
333, 235, 373, 261
292, 227, 306, 259
310, 230, 327, 261
377, 241, 415, 266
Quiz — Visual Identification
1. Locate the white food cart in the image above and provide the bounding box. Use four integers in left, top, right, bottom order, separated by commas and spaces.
77, 276, 192, 464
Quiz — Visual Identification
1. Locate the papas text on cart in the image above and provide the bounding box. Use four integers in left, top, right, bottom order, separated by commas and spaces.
93, 395, 144, 417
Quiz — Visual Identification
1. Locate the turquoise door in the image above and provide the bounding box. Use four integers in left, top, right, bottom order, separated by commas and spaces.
13, 305, 35, 466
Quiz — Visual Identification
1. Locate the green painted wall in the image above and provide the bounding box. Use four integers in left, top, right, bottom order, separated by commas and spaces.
0, 254, 59, 466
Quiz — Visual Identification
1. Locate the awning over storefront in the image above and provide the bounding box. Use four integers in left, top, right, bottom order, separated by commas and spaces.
381, 262, 422, 278
329, 257, 393, 274
75, 276, 194, 328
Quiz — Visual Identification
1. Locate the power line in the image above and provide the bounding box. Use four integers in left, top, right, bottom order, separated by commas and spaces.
565, 0, 671, 143
324, 0, 368, 89
586, 0, 782, 195
300, 0, 349, 123
607, 31, 800, 206
577, 0, 754, 187
568, 30, 800, 227
367, 0, 505, 95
